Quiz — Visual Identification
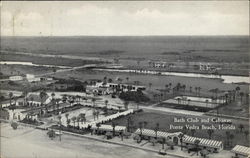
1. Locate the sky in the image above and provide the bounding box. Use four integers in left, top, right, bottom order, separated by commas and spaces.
1, 1, 249, 36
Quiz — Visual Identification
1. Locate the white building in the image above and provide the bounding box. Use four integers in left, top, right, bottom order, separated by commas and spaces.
9, 76, 23, 81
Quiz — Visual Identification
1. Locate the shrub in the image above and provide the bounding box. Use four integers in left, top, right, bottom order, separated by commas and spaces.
11, 122, 18, 130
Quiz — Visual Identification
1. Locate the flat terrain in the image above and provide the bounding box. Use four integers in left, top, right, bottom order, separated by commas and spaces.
1, 36, 249, 63
1, 123, 162, 158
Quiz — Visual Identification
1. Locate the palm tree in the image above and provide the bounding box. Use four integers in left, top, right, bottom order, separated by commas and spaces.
71, 116, 77, 128
190, 129, 196, 137
176, 133, 184, 150
92, 98, 96, 108
79, 113, 86, 124
127, 117, 132, 132
194, 139, 200, 155
225, 131, 231, 146
9, 92, 13, 106
39, 90, 47, 107
239, 92, 244, 104
51, 92, 55, 100
111, 121, 117, 136
124, 101, 129, 110
235, 86, 240, 96
65, 113, 69, 126
57, 115, 62, 141
96, 123, 101, 134
198, 87, 201, 96
126, 77, 129, 82
244, 131, 249, 140
238, 124, 244, 132
154, 123, 160, 139
76, 116, 80, 129
138, 122, 143, 137
207, 129, 214, 139
148, 83, 152, 90
96, 110, 100, 120
229, 134, 234, 147
22, 89, 29, 106
143, 121, 148, 129
189, 86, 192, 93
187, 99, 191, 106
177, 97, 181, 105
104, 100, 109, 109
205, 99, 209, 108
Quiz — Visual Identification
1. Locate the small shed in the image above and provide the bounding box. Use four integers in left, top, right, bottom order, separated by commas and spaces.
92, 124, 126, 134
183, 135, 223, 152
231, 145, 250, 158
134, 128, 182, 145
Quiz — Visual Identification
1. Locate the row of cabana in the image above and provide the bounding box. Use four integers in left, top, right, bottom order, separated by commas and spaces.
91, 125, 224, 152
231, 145, 250, 158
77, 109, 134, 129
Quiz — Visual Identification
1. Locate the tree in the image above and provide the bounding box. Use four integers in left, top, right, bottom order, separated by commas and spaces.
243, 130, 249, 140
104, 100, 109, 109
138, 122, 143, 137
57, 115, 62, 141
71, 116, 77, 128
111, 121, 117, 136
65, 113, 69, 126
11, 122, 18, 130
179, 133, 184, 150
177, 97, 181, 105
76, 116, 80, 129
154, 123, 160, 139
51, 92, 55, 100
229, 134, 234, 147
127, 117, 132, 132
126, 77, 129, 82
148, 83, 152, 90
190, 129, 196, 137
96, 123, 101, 134
238, 124, 244, 132
79, 113, 86, 124
92, 98, 96, 108
239, 92, 244, 104
205, 99, 209, 108
194, 139, 200, 155
9, 92, 13, 106
39, 90, 47, 107
124, 101, 129, 110
207, 129, 214, 139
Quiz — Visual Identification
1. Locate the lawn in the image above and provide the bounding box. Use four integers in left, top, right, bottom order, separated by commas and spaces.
105, 111, 249, 148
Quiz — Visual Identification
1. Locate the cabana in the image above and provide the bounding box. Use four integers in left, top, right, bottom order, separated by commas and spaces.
183, 135, 223, 152
92, 124, 126, 135
231, 145, 250, 158
134, 128, 182, 145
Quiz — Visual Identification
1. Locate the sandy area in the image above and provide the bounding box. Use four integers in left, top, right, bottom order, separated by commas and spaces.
1, 123, 163, 158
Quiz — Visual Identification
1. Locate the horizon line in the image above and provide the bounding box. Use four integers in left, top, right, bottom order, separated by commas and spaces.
1, 35, 249, 37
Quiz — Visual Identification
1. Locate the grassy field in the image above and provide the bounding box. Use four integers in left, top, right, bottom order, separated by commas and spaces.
105, 111, 249, 148
52, 69, 248, 93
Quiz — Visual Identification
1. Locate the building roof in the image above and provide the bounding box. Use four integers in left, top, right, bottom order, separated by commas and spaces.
92, 124, 126, 132
231, 145, 250, 156
183, 135, 223, 149
134, 128, 182, 138
27, 94, 49, 103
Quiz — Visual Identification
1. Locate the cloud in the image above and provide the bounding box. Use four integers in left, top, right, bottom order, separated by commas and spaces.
1, 2, 249, 36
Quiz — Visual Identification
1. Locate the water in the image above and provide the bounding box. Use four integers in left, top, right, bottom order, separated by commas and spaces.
0, 61, 71, 69
94, 68, 249, 84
